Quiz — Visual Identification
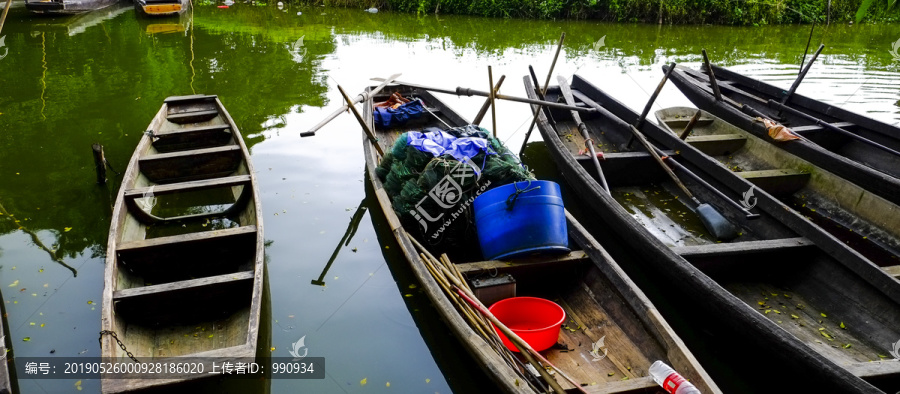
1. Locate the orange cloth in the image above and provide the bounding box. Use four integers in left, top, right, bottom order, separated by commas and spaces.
757, 117, 800, 142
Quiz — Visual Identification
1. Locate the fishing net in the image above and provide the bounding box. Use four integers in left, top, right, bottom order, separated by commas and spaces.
377, 125, 534, 256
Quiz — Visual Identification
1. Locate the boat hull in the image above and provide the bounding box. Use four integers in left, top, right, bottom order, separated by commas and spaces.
25, 0, 119, 14
527, 74, 900, 393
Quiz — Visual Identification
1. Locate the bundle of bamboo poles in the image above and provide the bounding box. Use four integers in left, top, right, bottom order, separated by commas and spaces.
409, 237, 586, 394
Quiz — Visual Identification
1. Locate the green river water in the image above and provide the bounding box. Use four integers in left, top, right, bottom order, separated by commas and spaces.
0, 2, 898, 393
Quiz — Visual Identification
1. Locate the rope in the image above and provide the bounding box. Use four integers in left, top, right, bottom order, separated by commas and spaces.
505, 180, 540, 211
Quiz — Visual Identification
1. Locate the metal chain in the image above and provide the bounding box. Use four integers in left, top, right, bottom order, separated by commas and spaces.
99, 330, 140, 363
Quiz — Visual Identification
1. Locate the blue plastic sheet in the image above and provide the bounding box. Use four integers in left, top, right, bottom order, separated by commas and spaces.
406, 129, 493, 162
373, 100, 426, 128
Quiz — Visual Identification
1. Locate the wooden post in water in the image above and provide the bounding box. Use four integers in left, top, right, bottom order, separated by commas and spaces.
92, 143, 107, 185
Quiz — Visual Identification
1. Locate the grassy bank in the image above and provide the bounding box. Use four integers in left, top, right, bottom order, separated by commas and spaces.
301, 0, 899, 24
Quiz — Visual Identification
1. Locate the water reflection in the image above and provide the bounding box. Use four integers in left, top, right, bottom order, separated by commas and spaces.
0, 3, 899, 393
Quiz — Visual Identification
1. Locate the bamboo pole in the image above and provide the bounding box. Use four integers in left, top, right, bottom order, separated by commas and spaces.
301, 73, 401, 137
473, 75, 505, 125
518, 32, 566, 157
488, 66, 497, 137
0, 0, 12, 36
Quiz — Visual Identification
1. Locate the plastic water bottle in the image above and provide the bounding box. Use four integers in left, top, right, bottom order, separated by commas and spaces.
649, 360, 701, 394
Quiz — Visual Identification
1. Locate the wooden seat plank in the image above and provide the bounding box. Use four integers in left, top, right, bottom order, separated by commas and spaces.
576, 151, 677, 186
151, 124, 233, 153
457, 251, 589, 274
138, 145, 242, 183
672, 237, 813, 258
113, 270, 254, 326
166, 109, 219, 124
684, 133, 747, 156
791, 121, 855, 134
736, 168, 811, 196
124, 174, 250, 199
164, 94, 218, 104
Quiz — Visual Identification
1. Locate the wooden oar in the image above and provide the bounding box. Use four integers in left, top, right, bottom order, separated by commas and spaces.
336, 85, 384, 156
626, 62, 677, 148
571, 91, 743, 240
301, 73, 400, 137
557, 76, 609, 194
370, 78, 596, 113
766, 99, 900, 157
519, 32, 566, 157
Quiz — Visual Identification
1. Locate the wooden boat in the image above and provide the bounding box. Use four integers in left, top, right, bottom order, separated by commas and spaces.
134, 0, 189, 17
655, 107, 900, 277
100, 94, 265, 393
25, 0, 119, 15
0, 290, 13, 394
360, 85, 720, 393
526, 74, 900, 392
665, 64, 900, 207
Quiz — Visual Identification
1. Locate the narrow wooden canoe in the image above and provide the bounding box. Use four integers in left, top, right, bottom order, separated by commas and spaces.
656, 107, 900, 277
361, 86, 720, 393
666, 64, 900, 207
101, 95, 265, 393
526, 75, 900, 393
0, 290, 13, 394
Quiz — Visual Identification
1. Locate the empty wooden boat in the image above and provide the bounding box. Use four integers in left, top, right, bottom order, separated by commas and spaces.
526, 74, 900, 393
666, 64, 900, 207
360, 85, 719, 393
100, 95, 265, 393
656, 107, 900, 277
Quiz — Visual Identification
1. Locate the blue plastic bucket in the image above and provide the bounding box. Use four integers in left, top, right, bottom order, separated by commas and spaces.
473, 180, 569, 260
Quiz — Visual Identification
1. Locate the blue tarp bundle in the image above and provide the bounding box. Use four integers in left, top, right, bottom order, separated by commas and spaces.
373, 100, 426, 128
406, 128, 494, 162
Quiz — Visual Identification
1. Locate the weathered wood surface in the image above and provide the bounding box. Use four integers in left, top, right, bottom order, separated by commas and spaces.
667, 65, 900, 206
101, 96, 266, 393
361, 84, 720, 394
528, 74, 900, 392
656, 106, 900, 265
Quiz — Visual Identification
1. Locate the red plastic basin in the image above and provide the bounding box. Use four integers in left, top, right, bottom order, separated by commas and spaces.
488, 297, 565, 352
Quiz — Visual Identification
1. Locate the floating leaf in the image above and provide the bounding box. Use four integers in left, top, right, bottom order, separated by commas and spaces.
75, 380, 82, 391
40, 324, 45, 327
773, 310, 781, 314
425, 378, 430, 383
791, 314, 800, 319
22, 337, 30, 342
843, 344, 852, 349
840, 322, 846, 329
270, 347, 275, 351
765, 309, 772, 314
8, 280, 18, 287
360, 378, 367, 386
820, 313, 827, 318
29, 322, 35, 326
87, 300, 93, 305
64, 227, 72, 232
607, 372, 615, 376
386, 382, 390, 387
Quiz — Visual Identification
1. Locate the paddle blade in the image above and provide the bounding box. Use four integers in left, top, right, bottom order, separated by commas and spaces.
697, 203, 739, 241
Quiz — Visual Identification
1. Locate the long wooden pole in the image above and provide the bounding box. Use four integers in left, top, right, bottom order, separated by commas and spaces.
301, 73, 401, 137
518, 32, 566, 157
92, 143, 108, 185
488, 66, 497, 138
557, 76, 609, 194
336, 85, 384, 156
626, 62, 677, 148
701, 49, 723, 101
0, 0, 12, 36
780, 43, 824, 108
371, 78, 595, 113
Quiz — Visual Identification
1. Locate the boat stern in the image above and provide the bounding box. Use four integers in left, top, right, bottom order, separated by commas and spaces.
25, 0, 65, 13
